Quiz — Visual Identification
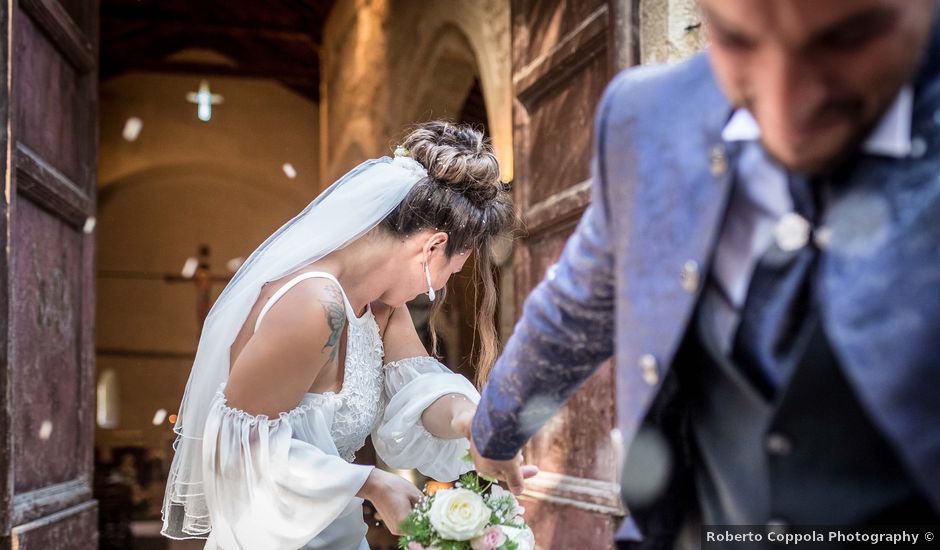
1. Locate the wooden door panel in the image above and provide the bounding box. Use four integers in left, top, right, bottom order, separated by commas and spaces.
521, 223, 621, 482
14, 2, 96, 192
515, 7, 610, 208
521, 500, 616, 549
511, 0, 637, 547
12, 198, 85, 493
513, 0, 608, 68
522, 52, 608, 206
9, 502, 98, 550
2, 0, 98, 544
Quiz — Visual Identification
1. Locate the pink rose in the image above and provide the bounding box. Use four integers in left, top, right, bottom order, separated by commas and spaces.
470, 526, 507, 550
407, 543, 426, 550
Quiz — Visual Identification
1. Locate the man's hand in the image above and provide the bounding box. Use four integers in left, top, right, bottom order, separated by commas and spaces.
468, 432, 539, 495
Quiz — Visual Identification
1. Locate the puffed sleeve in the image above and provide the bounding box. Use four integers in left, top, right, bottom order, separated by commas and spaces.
372, 356, 480, 481
200, 388, 374, 550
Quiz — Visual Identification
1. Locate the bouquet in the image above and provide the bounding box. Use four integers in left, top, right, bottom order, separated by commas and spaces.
398, 471, 536, 550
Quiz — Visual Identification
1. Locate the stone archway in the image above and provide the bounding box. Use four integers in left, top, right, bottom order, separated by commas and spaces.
403, 23, 479, 124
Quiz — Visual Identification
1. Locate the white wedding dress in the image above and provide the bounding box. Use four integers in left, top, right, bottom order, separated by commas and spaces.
196, 271, 479, 549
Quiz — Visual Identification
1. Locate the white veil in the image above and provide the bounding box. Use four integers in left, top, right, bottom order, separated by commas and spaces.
161, 154, 428, 538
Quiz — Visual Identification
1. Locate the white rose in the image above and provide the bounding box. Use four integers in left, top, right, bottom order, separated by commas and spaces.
500, 525, 536, 550
428, 488, 491, 541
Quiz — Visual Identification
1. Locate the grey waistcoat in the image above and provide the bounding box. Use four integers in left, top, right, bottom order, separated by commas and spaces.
675, 294, 937, 527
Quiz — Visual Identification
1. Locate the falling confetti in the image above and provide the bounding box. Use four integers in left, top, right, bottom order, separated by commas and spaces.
39, 420, 53, 440
122, 117, 143, 141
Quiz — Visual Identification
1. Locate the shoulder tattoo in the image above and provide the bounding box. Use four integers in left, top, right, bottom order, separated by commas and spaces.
320, 284, 346, 362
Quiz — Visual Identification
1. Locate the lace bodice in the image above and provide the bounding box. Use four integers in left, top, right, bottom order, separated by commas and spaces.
302, 306, 385, 462
259, 271, 386, 462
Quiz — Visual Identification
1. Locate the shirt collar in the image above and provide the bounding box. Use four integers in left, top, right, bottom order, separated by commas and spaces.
721, 85, 914, 159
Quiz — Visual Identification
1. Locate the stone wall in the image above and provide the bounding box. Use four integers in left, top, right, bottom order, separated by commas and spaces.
639, 0, 706, 64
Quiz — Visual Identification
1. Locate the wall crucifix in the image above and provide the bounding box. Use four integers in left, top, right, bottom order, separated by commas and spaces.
164, 244, 238, 331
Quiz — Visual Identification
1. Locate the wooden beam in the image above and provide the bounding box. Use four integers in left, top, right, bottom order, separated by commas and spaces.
12, 480, 92, 527
513, 5, 609, 108
102, 16, 321, 49
15, 144, 94, 229
100, 2, 318, 32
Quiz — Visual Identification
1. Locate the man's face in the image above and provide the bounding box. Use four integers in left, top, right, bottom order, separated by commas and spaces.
701, 0, 935, 173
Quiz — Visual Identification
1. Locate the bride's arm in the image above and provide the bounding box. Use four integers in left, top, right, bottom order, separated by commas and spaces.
380, 304, 476, 439
225, 277, 344, 416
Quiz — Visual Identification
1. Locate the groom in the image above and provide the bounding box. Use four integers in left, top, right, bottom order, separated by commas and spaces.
471, 0, 940, 546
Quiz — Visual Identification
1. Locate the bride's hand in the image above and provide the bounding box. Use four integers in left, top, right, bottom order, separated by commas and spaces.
450, 407, 475, 439
358, 469, 423, 535
468, 435, 539, 495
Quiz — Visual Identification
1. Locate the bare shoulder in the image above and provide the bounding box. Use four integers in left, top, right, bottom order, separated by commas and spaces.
224, 276, 348, 416
259, 277, 348, 341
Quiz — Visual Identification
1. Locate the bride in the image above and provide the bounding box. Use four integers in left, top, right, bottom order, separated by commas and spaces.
160, 121, 533, 549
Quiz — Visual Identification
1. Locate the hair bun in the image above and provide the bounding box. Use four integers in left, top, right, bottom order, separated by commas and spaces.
400, 122, 502, 208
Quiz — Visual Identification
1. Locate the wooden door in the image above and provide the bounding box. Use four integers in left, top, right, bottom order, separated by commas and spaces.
0, 0, 99, 547
510, 0, 636, 547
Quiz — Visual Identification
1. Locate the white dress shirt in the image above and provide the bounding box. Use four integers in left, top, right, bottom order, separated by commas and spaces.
708, 86, 914, 354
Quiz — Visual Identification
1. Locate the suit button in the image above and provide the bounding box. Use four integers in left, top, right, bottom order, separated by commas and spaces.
766, 432, 793, 456
709, 145, 728, 176
681, 260, 700, 293
639, 354, 659, 386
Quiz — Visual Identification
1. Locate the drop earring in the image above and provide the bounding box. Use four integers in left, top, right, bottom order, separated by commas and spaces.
424, 261, 436, 302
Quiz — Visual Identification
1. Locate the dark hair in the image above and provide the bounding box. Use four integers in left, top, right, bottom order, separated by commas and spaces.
380, 121, 514, 386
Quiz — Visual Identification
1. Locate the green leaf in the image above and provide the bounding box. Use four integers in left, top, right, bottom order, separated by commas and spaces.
397, 506, 434, 545
459, 472, 482, 493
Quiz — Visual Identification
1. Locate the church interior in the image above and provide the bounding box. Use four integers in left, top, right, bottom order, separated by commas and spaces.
93, 1, 513, 548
